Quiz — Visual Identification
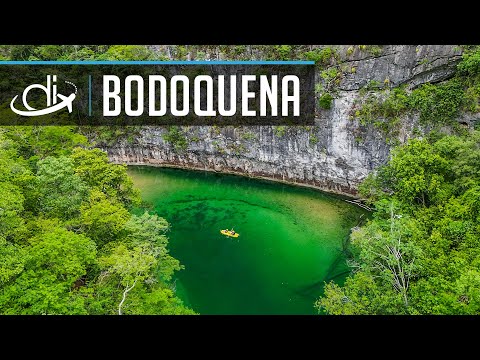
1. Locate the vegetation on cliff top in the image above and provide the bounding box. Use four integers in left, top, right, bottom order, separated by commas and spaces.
353, 46, 480, 140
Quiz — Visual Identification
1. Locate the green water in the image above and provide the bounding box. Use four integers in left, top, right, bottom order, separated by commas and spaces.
128, 166, 366, 315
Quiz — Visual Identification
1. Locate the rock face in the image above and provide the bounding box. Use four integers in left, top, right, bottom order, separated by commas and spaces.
104, 45, 463, 196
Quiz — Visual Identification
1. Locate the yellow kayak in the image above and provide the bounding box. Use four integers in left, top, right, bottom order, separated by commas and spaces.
220, 229, 240, 238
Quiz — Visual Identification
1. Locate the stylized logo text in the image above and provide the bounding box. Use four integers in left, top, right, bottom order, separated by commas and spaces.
10, 75, 77, 116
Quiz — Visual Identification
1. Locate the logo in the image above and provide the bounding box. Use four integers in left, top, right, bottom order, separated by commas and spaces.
10, 75, 77, 116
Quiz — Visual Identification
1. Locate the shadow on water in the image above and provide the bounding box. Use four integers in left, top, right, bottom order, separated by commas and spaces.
293, 214, 367, 300
166, 197, 281, 213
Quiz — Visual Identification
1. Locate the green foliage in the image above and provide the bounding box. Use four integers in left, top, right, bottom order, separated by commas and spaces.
212, 140, 226, 154
71, 147, 140, 207
318, 131, 480, 314
0, 269, 88, 315
355, 48, 480, 135
80, 190, 130, 246
273, 126, 287, 137
273, 45, 293, 60
89, 212, 192, 315
316, 272, 402, 315
32, 45, 65, 60
409, 80, 466, 124
319, 93, 334, 109
0, 237, 25, 284
419, 58, 429, 66
5, 44, 313, 63
0, 45, 36, 60
365, 45, 383, 57
241, 131, 257, 141
229, 143, 248, 155
82, 45, 156, 61
5, 126, 88, 160
315, 65, 342, 110
28, 226, 97, 282
195, 51, 207, 60
36, 157, 88, 219
218, 45, 248, 60
316, 67, 343, 108
320, 67, 341, 85
172, 45, 188, 60
162, 126, 188, 151
123, 212, 180, 280
0, 182, 25, 240
81, 126, 141, 147
356, 86, 409, 136
0, 125, 193, 315
303, 47, 338, 67
0, 226, 96, 314
66, 47, 97, 60
458, 48, 480, 76
0, 45, 163, 61
356, 78, 469, 136
131, 287, 197, 315
98, 243, 156, 287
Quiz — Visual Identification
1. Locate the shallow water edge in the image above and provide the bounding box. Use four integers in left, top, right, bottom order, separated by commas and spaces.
115, 161, 363, 200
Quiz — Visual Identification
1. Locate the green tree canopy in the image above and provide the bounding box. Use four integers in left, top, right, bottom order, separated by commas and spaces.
0, 126, 193, 315
318, 131, 480, 314
71, 148, 140, 207
36, 156, 88, 219
0, 226, 96, 314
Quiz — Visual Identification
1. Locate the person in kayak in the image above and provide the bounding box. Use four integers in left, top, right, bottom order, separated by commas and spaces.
220, 228, 239, 237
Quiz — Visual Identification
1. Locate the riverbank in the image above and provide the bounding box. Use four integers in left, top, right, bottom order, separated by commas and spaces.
110, 159, 362, 198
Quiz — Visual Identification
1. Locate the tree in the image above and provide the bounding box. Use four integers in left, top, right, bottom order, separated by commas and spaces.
351, 203, 420, 307
79, 190, 130, 247
97, 45, 157, 61
90, 213, 191, 315
317, 204, 421, 314
36, 156, 88, 219
318, 131, 480, 315
124, 212, 181, 281
0, 226, 96, 314
128, 287, 197, 315
71, 148, 140, 207
0, 132, 35, 216
0, 182, 25, 241
3, 126, 88, 161
360, 138, 450, 207
0, 237, 25, 285
98, 243, 156, 315
316, 272, 398, 315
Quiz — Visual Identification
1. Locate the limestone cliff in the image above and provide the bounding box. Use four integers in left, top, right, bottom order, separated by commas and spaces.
103, 45, 466, 196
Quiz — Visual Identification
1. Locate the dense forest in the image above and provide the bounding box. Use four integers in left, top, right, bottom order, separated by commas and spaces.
317, 131, 480, 314
0, 45, 479, 314
0, 126, 195, 314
